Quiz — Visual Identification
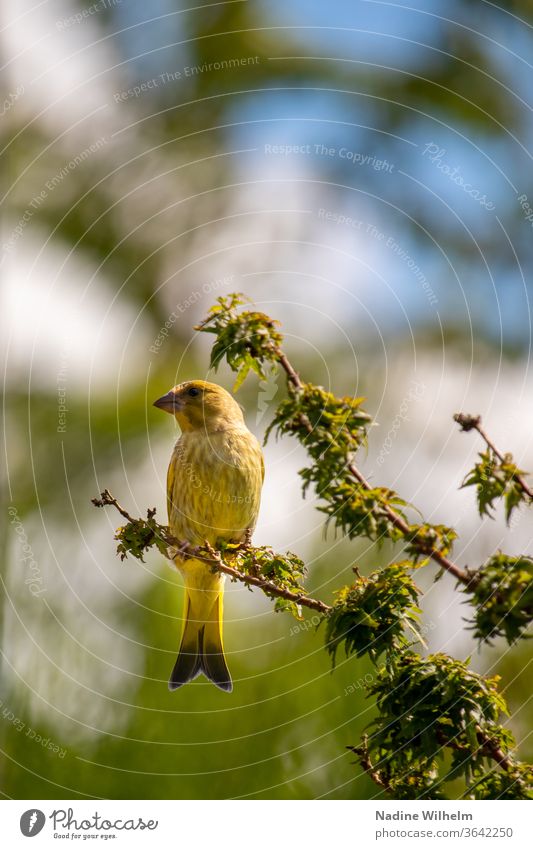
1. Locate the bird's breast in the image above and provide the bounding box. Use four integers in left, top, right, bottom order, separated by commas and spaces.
167, 427, 263, 546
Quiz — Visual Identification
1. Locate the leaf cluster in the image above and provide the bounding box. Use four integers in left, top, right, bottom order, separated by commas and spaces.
114, 509, 172, 562
404, 523, 458, 564
266, 384, 415, 544
468, 552, 533, 644
223, 543, 308, 618
468, 764, 533, 800
195, 293, 283, 389
461, 448, 528, 522
360, 652, 514, 798
324, 562, 422, 665
91, 493, 174, 562
269, 391, 457, 559
321, 481, 410, 543
265, 381, 372, 454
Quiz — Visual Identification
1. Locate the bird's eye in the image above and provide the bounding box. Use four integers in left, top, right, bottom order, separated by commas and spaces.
187, 387, 200, 397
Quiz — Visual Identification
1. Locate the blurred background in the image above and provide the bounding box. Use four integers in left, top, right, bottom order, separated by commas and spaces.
1, 0, 533, 799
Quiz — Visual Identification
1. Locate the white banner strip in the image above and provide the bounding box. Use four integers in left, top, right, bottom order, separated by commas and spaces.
1, 799, 532, 848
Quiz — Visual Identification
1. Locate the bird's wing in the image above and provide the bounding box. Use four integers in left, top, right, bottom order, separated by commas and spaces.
166, 445, 177, 523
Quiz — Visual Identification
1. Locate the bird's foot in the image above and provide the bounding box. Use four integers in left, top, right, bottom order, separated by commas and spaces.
168, 540, 191, 562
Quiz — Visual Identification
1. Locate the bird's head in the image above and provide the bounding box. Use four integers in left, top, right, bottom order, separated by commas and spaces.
153, 380, 245, 432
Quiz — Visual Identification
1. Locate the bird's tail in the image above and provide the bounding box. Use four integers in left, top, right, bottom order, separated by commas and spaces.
169, 580, 232, 692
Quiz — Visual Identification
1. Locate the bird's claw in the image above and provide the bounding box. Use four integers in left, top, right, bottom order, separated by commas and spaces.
168, 540, 191, 561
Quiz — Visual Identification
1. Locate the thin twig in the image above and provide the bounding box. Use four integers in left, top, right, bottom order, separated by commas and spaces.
91, 489, 138, 523
274, 351, 472, 585
276, 349, 303, 391
347, 460, 470, 584
455, 412, 533, 501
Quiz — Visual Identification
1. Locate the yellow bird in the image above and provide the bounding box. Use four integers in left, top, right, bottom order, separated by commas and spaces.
153, 380, 264, 692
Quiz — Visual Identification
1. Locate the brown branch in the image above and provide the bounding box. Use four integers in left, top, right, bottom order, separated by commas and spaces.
347, 460, 470, 584
478, 737, 514, 772
91, 489, 139, 524
276, 349, 304, 391
92, 491, 330, 616
203, 543, 331, 614
455, 412, 533, 501
437, 728, 514, 774
348, 736, 393, 794
273, 350, 472, 585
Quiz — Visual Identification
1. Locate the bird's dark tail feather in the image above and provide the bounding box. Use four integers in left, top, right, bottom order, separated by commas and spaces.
169, 594, 232, 692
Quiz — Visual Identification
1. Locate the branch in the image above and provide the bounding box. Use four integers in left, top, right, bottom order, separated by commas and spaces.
477, 736, 514, 772
436, 728, 514, 773
355, 725, 515, 799
91, 491, 330, 616
203, 542, 331, 614
348, 736, 393, 795
274, 349, 472, 585
91, 489, 139, 525
455, 412, 533, 501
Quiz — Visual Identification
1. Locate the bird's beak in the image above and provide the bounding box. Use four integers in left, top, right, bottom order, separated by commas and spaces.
153, 390, 183, 414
